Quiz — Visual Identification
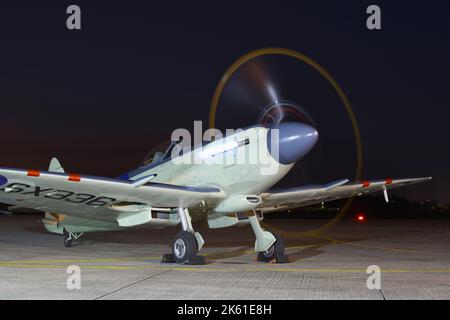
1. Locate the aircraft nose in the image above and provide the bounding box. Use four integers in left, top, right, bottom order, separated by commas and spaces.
267, 122, 318, 164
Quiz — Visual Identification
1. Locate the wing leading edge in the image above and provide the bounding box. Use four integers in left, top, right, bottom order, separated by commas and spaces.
259, 177, 432, 213
0, 168, 225, 222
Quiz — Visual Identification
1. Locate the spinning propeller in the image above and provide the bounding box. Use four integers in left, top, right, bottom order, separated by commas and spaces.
212, 54, 358, 188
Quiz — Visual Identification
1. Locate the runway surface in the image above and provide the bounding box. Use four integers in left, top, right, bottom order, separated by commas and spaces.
0, 214, 449, 300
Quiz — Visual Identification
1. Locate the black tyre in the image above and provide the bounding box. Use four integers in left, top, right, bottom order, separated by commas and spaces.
257, 232, 285, 262
64, 238, 72, 248
63, 230, 72, 248
172, 231, 198, 264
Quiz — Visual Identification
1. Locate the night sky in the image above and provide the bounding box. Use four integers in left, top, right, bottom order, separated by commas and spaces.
0, 1, 449, 203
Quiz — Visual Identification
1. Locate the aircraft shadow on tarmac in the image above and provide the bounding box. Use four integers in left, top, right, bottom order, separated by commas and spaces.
21, 219, 379, 263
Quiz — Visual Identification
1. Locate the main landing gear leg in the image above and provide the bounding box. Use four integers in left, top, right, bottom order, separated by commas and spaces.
161, 208, 205, 265
249, 212, 289, 263
63, 229, 84, 248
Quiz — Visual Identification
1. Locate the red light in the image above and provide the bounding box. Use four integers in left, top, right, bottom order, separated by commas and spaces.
357, 214, 365, 222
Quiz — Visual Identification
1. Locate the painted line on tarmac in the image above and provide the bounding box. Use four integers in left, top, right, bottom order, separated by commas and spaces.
310, 235, 419, 254
262, 222, 420, 254
0, 240, 415, 267
1, 263, 450, 274
0, 251, 251, 265
0, 244, 318, 265
341, 242, 418, 253
0, 256, 161, 264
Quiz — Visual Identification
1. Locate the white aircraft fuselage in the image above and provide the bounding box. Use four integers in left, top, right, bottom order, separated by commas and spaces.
124, 124, 317, 213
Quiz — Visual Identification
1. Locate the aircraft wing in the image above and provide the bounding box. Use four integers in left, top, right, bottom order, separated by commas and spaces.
258, 177, 432, 213
0, 168, 224, 222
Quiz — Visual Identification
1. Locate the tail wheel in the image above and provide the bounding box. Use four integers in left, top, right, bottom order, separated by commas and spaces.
172, 231, 198, 264
257, 232, 285, 262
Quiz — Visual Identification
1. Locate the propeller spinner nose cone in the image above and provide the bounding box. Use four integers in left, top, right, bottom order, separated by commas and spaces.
267, 122, 319, 164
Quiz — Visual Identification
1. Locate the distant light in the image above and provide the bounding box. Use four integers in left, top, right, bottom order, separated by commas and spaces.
357, 213, 365, 222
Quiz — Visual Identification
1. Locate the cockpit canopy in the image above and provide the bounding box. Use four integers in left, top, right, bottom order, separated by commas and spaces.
141, 136, 211, 167
142, 140, 179, 166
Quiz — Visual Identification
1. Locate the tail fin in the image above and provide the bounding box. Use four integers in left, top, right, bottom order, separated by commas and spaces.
44, 157, 66, 224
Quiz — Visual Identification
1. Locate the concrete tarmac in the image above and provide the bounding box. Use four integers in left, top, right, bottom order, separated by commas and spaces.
0, 214, 449, 300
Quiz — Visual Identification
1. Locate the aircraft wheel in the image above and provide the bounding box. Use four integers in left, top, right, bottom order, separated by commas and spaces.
172, 231, 198, 264
63, 230, 72, 248
257, 232, 285, 262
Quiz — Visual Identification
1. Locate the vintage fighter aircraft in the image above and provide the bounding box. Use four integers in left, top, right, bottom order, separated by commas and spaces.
0, 106, 431, 264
